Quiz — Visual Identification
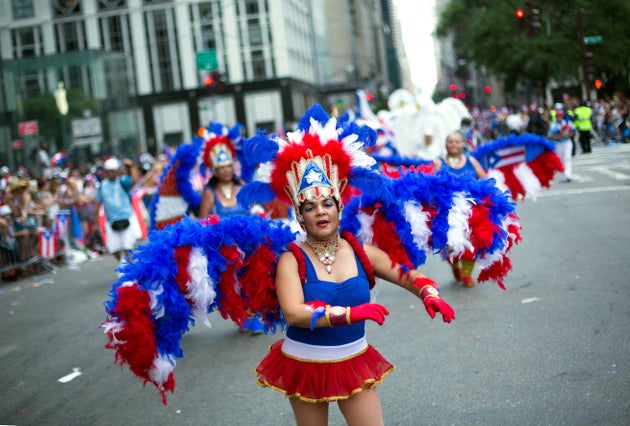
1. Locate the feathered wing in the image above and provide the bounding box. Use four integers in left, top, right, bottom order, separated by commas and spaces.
341, 170, 522, 289
471, 133, 564, 201
149, 122, 244, 230
101, 215, 296, 404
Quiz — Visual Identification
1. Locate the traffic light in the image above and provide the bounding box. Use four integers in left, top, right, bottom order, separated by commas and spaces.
484, 86, 491, 94
449, 83, 457, 92
527, 7, 541, 35
515, 9, 524, 19
583, 52, 595, 82
594, 79, 602, 90
203, 70, 227, 93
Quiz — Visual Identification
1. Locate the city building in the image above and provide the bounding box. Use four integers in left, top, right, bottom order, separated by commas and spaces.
0, 0, 404, 172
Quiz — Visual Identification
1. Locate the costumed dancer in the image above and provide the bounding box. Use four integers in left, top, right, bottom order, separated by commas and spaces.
102, 104, 522, 409
547, 105, 575, 182
433, 132, 487, 287
242, 105, 455, 425
198, 128, 265, 334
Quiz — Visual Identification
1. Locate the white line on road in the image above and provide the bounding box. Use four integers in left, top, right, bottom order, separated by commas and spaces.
536, 185, 630, 198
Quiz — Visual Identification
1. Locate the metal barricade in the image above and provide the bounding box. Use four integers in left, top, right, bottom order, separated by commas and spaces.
0, 213, 60, 280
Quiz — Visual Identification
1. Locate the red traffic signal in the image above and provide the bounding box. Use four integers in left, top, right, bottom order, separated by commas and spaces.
594, 79, 602, 90
204, 75, 214, 86
458, 92, 466, 100
515, 9, 525, 19
449, 83, 457, 91
484, 86, 491, 94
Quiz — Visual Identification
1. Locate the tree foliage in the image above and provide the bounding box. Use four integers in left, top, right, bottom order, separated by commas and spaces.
436, 0, 630, 98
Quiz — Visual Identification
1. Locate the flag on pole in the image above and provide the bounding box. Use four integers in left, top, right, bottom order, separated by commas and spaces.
54, 211, 70, 240
39, 229, 57, 259
70, 207, 85, 248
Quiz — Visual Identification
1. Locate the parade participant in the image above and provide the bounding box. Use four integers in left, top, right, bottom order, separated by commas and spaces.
93, 158, 141, 269
547, 105, 575, 182
103, 105, 526, 410
198, 135, 247, 219
198, 133, 264, 334
433, 132, 487, 286
251, 108, 455, 425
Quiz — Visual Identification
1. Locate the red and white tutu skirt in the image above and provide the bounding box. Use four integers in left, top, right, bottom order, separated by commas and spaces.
255, 336, 394, 403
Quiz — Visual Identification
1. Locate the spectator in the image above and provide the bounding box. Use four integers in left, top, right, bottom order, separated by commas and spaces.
93, 158, 141, 271
36, 141, 51, 178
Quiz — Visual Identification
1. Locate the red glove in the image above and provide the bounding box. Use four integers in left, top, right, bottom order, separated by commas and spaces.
422, 296, 455, 323
326, 303, 389, 326
413, 278, 456, 323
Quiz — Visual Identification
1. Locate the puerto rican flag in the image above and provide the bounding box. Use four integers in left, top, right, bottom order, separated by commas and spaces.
472, 134, 564, 201
54, 211, 70, 240
39, 229, 57, 259
484, 144, 526, 169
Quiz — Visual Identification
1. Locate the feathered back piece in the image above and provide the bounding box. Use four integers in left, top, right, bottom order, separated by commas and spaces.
238, 104, 379, 214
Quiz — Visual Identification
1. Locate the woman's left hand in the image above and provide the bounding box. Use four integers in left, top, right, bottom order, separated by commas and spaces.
423, 297, 455, 323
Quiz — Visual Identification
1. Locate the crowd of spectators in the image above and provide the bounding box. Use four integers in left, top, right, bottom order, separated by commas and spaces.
0, 150, 166, 280
466, 96, 630, 147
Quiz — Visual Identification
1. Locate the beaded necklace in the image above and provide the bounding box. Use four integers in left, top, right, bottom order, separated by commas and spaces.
306, 234, 340, 274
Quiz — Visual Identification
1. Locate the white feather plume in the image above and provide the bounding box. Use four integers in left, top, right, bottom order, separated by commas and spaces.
403, 200, 431, 252
187, 246, 216, 327
446, 192, 474, 259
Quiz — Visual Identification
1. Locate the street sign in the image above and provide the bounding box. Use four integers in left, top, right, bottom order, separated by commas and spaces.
18, 120, 38, 136
196, 50, 218, 71
584, 36, 603, 45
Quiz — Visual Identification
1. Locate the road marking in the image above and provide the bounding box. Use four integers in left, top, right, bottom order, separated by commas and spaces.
596, 169, 630, 180
537, 185, 630, 197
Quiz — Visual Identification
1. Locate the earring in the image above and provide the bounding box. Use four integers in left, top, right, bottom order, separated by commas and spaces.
296, 214, 304, 222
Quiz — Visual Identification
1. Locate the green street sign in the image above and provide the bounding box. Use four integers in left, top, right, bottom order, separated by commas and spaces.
584, 36, 603, 45
196, 50, 218, 71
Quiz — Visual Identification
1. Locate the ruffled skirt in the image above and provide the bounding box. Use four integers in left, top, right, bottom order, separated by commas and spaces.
255, 338, 394, 403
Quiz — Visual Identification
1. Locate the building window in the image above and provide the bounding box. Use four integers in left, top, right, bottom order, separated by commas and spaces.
98, 0, 126, 11
20, 72, 42, 98
197, 2, 218, 50
12, 0, 34, 19
248, 18, 262, 46
53, 0, 82, 16
55, 21, 86, 52
251, 50, 265, 79
100, 15, 129, 52
245, 0, 258, 15
12, 27, 42, 58
145, 8, 181, 92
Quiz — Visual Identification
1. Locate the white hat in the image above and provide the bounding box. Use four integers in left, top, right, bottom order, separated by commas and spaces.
104, 158, 120, 171
553, 103, 564, 110
0, 205, 12, 216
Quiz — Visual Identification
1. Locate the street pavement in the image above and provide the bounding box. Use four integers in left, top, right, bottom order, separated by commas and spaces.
1, 143, 629, 425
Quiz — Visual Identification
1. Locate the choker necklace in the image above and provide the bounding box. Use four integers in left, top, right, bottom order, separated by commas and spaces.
447, 155, 462, 166
306, 235, 340, 274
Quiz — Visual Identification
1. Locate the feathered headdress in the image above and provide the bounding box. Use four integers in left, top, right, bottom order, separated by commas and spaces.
199, 122, 241, 170
238, 104, 380, 215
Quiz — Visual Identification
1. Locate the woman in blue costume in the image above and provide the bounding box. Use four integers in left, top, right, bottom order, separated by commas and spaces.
433, 132, 488, 286
254, 130, 455, 426
198, 139, 248, 219
197, 137, 263, 333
